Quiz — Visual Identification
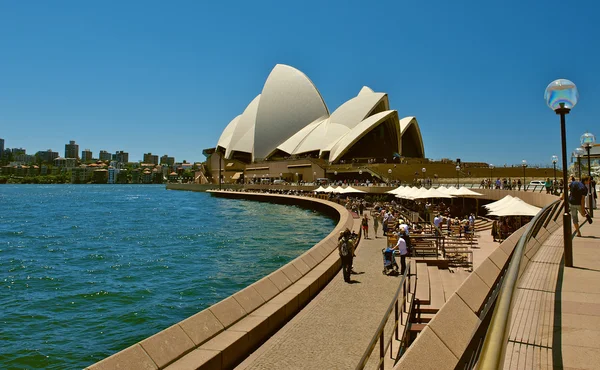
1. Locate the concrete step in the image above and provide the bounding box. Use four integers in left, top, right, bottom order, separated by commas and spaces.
415, 263, 430, 306
413, 312, 435, 324
427, 266, 445, 312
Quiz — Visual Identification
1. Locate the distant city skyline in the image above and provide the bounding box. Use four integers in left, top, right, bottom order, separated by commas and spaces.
0, 137, 184, 164
1, 1, 599, 166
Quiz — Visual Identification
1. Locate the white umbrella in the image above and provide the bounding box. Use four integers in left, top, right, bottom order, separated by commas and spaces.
386, 186, 404, 195
398, 187, 427, 200
484, 195, 514, 210
323, 186, 336, 193
314, 186, 326, 193
419, 187, 455, 199
435, 186, 451, 194
488, 198, 541, 217
451, 187, 483, 197
339, 185, 366, 194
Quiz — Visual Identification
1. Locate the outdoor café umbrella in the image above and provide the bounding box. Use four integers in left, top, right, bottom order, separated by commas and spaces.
451, 187, 483, 197
323, 186, 336, 193
339, 185, 366, 194
487, 198, 541, 217
484, 195, 514, 211
313, 186, 326, 193
417, 187, 455, 199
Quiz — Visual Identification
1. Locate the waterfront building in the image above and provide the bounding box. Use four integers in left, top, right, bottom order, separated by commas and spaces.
36, 149, 59, 164
160, 155, 175, 166
14, 153, 35, 164
65, 140, 79, 160
108, 166, 118, 184
204, 64, 425, 184
99, 150, 112, 161
81, 149, 93, 162
143, 153, 159, 165
54, 157, 77, 169
142, 169, 153, 183
114, 150, 129, 164
131, 168, 141, 183
91, 169, 108, 184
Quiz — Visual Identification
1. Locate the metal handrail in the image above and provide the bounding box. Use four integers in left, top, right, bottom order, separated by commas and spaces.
476, 199, 560, 369
355, 263, 411, 370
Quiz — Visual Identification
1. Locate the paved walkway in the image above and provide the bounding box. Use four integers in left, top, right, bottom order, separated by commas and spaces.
504, 213, 600, 369
236, 216, 408, 370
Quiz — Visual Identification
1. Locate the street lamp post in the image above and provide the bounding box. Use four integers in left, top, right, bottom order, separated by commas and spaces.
422, 167, 426, 187
544, 78, 578, 268
313, 171, 316, 183
388, 168, 392, 185
522, 160, 527, 191
581, 132, 596, 216
456, 165, 461, 187
489, 164, 494, 189
552, 155, 558, 194
295, 172, 298, 184
574, 147, 585, 180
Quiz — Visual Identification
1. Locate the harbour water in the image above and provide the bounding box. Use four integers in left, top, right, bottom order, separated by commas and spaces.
0, 185, 335, 369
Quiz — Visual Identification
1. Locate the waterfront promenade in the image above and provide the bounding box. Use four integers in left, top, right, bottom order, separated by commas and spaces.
236, 214, 489, 370
504, 214, 600, 369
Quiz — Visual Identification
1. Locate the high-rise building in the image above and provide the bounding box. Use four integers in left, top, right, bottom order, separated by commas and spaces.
99, 150, 112, 161
115, 150, 129, 163
36, 149, 59, 163
160, 155, 175, 166
143, 152, 159, 165
81, 149, 93, 162
12, 148, 26, 155
65, 140, 79, 159
0, 138, 4, 158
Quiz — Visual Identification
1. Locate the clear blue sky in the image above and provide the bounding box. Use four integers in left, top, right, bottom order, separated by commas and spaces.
1, 0, 598, 166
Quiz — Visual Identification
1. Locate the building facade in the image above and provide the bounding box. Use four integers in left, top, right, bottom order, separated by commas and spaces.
160, 155, 175, 166
65, 140, 79, 159
81, 149, 93, 162
36, 150, 59, 164
143, 153, 159, 165
99, 150, 112, 161
114, 150, 129, 163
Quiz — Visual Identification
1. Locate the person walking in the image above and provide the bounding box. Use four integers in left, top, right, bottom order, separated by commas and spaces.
565, 175, 589, 237
361, 214, 369, 239
372, 209, 380, 238
338, 230, 352, 282
395, 229, 409, 275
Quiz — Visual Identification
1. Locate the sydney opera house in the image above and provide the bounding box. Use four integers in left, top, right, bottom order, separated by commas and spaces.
204, 64, 425, 183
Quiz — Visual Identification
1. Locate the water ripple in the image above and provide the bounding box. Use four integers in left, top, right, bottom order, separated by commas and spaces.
0, 184, 335, 369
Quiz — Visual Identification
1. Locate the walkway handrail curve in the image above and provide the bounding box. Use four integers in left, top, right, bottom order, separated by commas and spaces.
355, 263, 411, 370
476, 199, 561, 369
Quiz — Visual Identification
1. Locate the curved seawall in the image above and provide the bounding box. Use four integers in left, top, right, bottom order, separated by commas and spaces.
88, 190, 356, 370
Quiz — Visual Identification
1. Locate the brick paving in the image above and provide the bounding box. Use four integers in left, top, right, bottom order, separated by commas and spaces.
503, 213, 600, 369
236, 216, 409, 370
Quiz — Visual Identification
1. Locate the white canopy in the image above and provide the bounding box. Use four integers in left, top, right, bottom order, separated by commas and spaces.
323, 185, 337, 193
339, 185, 366, 194
313, 186, 326, 193
397, 187, 427, 200
487, 197, 541, 217
419, 187, 455, 199
449, 187, 483, 196
435, 186, 451, 194
484, 195, 514, 211
386, 186, 405, 195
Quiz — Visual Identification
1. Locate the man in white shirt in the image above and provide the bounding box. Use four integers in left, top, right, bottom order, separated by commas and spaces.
398, 219, 409, 235
394, 227, 409, 275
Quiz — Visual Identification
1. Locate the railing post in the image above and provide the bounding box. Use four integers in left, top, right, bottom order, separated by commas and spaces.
395, 300, 399, 340
380, 331, 385, 370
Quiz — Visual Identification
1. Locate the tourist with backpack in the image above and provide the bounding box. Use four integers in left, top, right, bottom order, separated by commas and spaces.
338, 229, 353, 282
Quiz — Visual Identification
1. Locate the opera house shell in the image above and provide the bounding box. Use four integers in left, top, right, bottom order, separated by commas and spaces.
215, 64, 424, 163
